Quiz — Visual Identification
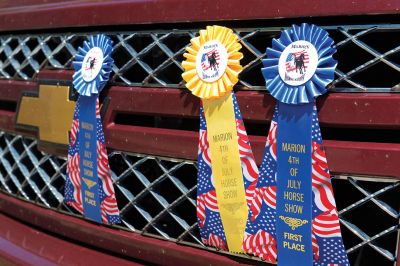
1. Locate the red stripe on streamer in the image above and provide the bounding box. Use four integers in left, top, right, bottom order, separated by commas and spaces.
196, 194, 206, 228
312, 142, 328, 169
311, 141, 336, 212
196, 189, 220, 228
263, 186, 277, 209
101, 210, 107, 223
312, 211, 342, 238
95, 140, 120, 219
97, 141, 114, 196
245, 181, 257, 206
312, 233, 319, 260
69, 202, 83, 213
249, 188, 263, 221
243, 230, 277, 263
267, 121, 277, 161
96, 99, 101, 118
67, 153, 83, 214
199, 130, 211, 167
249, 186, 276, 221
237, 120, 258, 180
70, 119, 79, 145
102, 197, 120, 215
236, 119, 259, 207
204, 190, 219, 212
202, 234, 227, 250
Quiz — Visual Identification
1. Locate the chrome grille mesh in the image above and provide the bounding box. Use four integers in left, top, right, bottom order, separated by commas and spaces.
0, 131, 398, 265
0, 24, 399, 91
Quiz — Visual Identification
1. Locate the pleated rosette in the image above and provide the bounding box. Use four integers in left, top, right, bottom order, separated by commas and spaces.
72, 35, 113, 96
262, 23, 337, 105
182, 25, 243, 99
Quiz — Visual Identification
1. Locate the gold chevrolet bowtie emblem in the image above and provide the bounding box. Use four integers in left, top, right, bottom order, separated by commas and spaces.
16, 84, 76, 145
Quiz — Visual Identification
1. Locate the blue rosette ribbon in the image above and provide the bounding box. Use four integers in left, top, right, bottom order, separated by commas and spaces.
243, 24, 349, 265
262, 23, 336, 104
72, 35, 113, 96
64, 34, 121, 224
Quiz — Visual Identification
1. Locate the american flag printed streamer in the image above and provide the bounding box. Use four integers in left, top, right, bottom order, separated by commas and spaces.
243, 105, 349, 265
64, 98, 121, 224
197, 92, 258, 250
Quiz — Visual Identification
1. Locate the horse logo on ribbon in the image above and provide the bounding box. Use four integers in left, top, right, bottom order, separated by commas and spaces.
285, 51, 309, 75
201, 49, 221, 72
195, 40, 228, 84
85, 56, 97, 71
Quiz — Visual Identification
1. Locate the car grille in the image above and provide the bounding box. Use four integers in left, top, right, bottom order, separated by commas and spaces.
0, 131, 398, 266
0, 24, 399, 92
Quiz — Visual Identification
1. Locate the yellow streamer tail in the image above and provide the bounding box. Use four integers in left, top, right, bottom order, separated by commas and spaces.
203, 92, 248, 253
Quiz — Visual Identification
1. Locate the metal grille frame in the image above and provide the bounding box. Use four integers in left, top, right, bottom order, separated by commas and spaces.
0, 24, 399, 92
0, 131, 398, 265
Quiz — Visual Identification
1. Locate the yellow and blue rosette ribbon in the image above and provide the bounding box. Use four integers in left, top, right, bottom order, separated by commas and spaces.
243, 23, 349, 265
64, 34, 121, 224
182, 26, 258, 253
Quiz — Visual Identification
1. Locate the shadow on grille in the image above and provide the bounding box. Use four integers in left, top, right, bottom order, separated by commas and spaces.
0, 24, 399, 92
0, 132, 398, 265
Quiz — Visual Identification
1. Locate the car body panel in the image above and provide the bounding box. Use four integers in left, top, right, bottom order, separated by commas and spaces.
0, 0, 399, 31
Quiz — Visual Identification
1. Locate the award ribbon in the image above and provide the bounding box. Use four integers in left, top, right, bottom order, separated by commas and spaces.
64, 35, 121, 224
182, 26, 258, 252
243, 24, 349, 265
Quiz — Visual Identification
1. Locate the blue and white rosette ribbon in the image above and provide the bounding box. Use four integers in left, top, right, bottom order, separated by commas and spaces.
72, 35, 113, 96
243, 24, 349, 265
263, 23, 336, 105
64, 35, 121, 224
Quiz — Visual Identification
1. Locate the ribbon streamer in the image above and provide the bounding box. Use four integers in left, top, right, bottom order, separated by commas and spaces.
197, 92, 258, 251
243, 23, 349, 265
243, 107, 349, 265
64, 35, 120, 224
